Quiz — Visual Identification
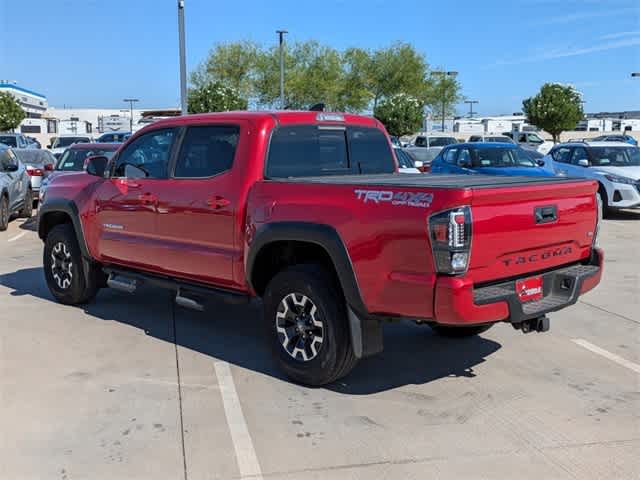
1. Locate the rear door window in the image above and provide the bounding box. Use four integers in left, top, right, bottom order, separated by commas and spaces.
174, 125, 239, 178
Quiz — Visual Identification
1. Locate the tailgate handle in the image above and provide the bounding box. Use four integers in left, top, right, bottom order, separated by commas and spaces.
535, 205, 557, 224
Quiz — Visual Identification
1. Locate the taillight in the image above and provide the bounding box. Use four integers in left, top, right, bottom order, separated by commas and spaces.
44, 163, 54, 171
428, 206, 472, 274
26, 166, 44, 176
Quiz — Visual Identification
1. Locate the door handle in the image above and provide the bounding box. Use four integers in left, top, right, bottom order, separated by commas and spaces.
138, 193, 158, 206
207, 196, 230, 209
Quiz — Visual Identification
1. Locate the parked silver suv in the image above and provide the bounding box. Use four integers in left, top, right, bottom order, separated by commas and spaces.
0, 145, 33, 230
0, 132, 36, 149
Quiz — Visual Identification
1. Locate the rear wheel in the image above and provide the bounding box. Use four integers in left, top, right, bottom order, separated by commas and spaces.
0, 195, 8, 231
430, 324, 493, 338
43, 223, 102, 305
263, 264, 357, 386
19, 188, 33, 218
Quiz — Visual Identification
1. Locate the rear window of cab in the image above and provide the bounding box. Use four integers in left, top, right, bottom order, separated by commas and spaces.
266, 125, 395, 178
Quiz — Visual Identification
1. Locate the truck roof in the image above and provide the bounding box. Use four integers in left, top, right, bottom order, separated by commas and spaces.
149, 111, 381, 129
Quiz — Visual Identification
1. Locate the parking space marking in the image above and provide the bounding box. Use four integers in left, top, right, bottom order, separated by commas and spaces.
214, 361, 263, 479
572, 339, 640, 373
7, 232, 27, 242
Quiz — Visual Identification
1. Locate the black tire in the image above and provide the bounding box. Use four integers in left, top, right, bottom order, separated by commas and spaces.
263, 264, 358, 386
43, 223, 102, 305
0, 195, 8, 231
430, 324, 493, 338
597, 186, 612, 219
19, 188, 33, 218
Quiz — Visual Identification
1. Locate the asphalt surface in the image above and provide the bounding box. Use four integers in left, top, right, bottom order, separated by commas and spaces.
0, 212, 638, 480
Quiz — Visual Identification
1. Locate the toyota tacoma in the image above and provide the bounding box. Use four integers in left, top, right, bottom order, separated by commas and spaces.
38, 111, 603, 385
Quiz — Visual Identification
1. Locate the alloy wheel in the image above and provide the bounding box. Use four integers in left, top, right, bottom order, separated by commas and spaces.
276, 293, 324, 362
51, 242, 73, 289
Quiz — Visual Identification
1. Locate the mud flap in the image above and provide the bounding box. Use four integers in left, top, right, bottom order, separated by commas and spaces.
348, 307, 384, 359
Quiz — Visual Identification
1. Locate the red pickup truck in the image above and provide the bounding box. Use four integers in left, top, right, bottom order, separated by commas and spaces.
38, 111, 603, 385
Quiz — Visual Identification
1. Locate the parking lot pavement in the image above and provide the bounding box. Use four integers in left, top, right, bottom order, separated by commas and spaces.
1, 213, 639, 480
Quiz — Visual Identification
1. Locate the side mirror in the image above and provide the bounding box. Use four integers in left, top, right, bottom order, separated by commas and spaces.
578, 159, 589, 167
413, 160, 424, 168
46, 145, 51, 149
537, 159, 545, 167
85, 155, 109, 177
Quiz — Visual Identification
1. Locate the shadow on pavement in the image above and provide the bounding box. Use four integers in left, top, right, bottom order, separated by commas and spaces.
605, 209, 640, 221
0, 267, 502, 394
19, 217, 38, 231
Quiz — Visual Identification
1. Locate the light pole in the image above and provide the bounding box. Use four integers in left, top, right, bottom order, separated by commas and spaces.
276, 30, 288, 109
177, 0, 188, 115
123, 98, 139, 132
432, 70, 458, 131
464, 100, 479, 119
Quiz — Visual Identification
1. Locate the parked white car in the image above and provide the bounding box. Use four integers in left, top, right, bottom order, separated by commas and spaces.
47, 135, 93, 159
542, 141, 640, 216
506, 131, 554, 155
404, 134, 458, 165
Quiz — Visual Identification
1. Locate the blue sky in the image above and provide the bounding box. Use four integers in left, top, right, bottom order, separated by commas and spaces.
1, 0, 638, 115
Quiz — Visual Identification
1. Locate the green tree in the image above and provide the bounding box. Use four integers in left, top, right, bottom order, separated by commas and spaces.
187, 81, 248, 114
254, 41, 345, 110
523, 83, 584, 143
0, 92, 25, 132
368, 43, 430, 110
424, 73, 463, 125
190, 41, 259, 98
374, 94, 424, 137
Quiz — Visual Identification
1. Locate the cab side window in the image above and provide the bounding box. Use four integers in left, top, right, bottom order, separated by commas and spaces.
551, 147, 572, 164
113, 129, 175, 179
443, 148, 458, 164
571, 147, 589, 165
174, 125, 239, 178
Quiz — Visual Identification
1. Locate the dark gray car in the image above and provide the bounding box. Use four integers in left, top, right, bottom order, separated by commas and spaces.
0, 145, 33, 230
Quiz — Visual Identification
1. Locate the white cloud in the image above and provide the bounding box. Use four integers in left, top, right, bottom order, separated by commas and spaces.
533, 7, 637, 25
600, 31, 640, 40
491, 36, 640, 66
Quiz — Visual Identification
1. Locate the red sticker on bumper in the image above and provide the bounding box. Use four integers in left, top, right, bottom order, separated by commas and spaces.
516, 276, 543, 302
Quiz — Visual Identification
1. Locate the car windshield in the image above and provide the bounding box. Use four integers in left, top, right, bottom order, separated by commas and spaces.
56, 148, 116, 171
486, 136, 512, 143
471, 147, 537, 168
528, 133, 544, 144
395, 149, 415, 169
13, 150, 43, 165
428, 137, 457, 147
53, 137, 90, 148
0, 136, 17, 147
590, 147, 640, 167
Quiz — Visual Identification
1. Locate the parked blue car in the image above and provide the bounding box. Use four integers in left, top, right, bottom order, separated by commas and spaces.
430, 142, 555, 177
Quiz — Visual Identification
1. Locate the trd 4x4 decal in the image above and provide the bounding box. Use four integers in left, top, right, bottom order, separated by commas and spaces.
354, 189, 433, 208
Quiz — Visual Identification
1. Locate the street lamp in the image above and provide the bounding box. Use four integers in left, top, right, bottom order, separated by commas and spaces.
177, 0, 188, 114
276, 30, 288, 109
464, 100, 479, 119
123, 98, 139, 132
432, 70, 458, 131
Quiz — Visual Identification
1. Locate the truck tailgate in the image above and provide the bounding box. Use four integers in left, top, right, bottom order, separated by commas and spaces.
469, 179, 598, 284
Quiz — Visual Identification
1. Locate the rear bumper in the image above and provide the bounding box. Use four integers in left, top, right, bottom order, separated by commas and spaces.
434, 248, 603, 326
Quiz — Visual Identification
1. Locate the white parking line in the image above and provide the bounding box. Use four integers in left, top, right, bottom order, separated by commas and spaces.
214, 361, 263, 479
7, 232, 27, 242
572, 339, 640, 374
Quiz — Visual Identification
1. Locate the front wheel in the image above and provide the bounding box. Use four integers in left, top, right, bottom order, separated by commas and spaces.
263, 264, 358, 386
43, 223, 102, 305
430, 324, 493, 338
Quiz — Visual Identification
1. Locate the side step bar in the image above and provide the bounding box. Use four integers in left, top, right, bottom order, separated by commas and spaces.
103, 267, 250, 310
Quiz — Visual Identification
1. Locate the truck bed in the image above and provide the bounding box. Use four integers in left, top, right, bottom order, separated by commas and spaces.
269, 173, 585, 189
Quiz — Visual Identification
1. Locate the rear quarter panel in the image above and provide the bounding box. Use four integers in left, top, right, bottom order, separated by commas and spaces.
246, 180, 471, 319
